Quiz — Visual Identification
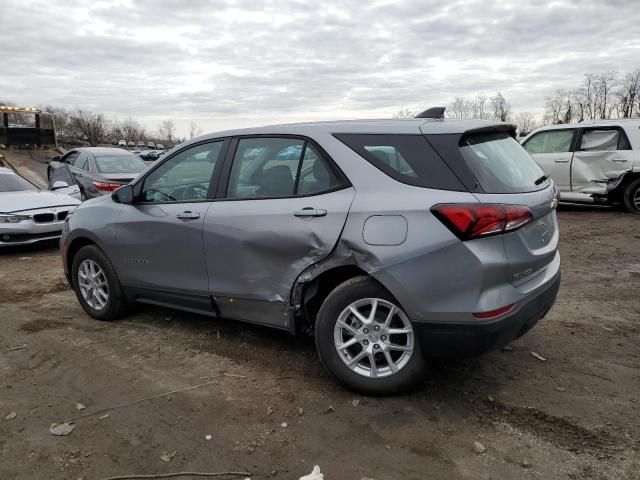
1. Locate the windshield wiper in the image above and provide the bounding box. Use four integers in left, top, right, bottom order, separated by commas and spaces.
534, 174, 549, 185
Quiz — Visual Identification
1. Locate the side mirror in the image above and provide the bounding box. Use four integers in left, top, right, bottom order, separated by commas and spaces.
50, 155, 61, 163
51, 180, 69, 190
112, 185, 134, 204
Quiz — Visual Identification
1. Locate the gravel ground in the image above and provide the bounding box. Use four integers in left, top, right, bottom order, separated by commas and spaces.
1, 205, 639, 480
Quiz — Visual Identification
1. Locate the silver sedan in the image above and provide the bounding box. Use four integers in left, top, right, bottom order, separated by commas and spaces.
0, 167, 80, 246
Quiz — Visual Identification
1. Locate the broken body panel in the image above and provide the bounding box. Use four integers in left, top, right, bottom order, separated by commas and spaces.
522, 120, 640, 202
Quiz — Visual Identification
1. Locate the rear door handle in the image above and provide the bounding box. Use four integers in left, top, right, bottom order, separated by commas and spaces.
554, 158, 570, 163
293, 208, 327, 217
611, 157, 628, 163
177, 211, 200, 220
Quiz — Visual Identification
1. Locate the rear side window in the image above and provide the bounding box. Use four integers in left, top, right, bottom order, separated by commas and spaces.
523, 129, 574, 154
226, 137, 345, 199
579, 128, 631, 151
460, 132, 548, 193
334, 134, 463, 190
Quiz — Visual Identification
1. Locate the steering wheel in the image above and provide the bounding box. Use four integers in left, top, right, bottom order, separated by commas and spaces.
183, 184, 206, 200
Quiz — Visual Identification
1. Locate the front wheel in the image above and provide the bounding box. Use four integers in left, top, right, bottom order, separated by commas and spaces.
315, 276, 425, 395
71, 245, 127, 320
623, 178, 640, 214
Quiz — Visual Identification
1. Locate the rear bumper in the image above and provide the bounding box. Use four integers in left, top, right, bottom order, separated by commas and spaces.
414, 271, 560, 359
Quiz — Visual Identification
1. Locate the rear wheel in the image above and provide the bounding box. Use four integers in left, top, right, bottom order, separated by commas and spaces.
623, 178, 640, 214
71, 245, 127, 320
315, 276, 425, 395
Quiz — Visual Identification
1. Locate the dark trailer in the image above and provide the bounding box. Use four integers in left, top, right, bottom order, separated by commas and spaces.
0, 105, 56, 147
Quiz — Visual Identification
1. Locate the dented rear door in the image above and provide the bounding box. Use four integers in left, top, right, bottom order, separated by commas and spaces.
203, 135, 354, 329
571, 127, 634, 194
203, 188, 354, 328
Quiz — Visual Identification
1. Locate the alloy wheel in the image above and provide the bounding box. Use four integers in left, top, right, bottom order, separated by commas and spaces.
78, 259, 109, 311
333, 298, 415, 378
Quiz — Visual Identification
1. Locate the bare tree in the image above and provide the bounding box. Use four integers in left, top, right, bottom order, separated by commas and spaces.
617, 69, 640, 118
446, 93, 491, 120
69, 110, 108, 146
514, 112, 537, 135
158, 119, 176, 144
115, 117, 146, 143
41, 105, 72, 137
189, 121, 203, 139
490, 92, 511, 121
544, 90, 574, 125
392, 108, 416, 119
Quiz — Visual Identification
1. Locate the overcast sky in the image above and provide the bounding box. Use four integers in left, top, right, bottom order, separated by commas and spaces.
1, 0, 639, 136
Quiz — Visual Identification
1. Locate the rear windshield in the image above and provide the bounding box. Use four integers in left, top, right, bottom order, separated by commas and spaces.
0, 173, 38, 192
95, 155, 146, 174
460, 132, 549, 193
334, 134, 464, 191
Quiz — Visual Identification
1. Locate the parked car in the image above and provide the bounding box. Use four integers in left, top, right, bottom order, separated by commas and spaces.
118, 139, 126, 147
127, 141, 135, 147
147, 142, 156, 149
0, 167, 80, 246
156, 143, 164, 150
61, 111, 560, 394
48, 147, 147, 201
522, 119, 640, 213
137, 141, 145, 148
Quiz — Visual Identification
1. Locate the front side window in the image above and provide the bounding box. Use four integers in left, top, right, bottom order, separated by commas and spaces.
523, 130, 574, 154
226, 137, 344, 199
579, 128, 631, 151
141, 141, 222, 202
62, 152, 78, 164
74, 152, 90, 171
460, 132, 549, 193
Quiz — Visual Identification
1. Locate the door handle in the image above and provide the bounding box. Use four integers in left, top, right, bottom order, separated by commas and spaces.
611, 157, 628, 163
293, 208, 327, 217
554, 158, 570, 163
176, 211, 200, 220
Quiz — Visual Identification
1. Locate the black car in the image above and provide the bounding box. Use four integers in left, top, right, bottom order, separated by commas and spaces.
48, 147, 147, 201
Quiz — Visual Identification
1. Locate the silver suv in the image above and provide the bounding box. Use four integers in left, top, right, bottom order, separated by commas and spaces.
522, 119, 640, 213
61, 111, 561, 394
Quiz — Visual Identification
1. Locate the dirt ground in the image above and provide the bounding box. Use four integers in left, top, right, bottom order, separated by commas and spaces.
1, 205, 639, 480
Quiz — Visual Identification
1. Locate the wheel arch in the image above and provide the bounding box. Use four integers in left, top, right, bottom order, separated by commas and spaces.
65, 236, 103, 287
292, 256, 399, 335
607, 171, 640, 202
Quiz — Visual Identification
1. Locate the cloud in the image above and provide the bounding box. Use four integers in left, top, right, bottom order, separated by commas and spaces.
1, 0, 639, 135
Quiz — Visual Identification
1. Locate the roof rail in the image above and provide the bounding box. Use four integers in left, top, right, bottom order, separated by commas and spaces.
579, 118, 640, 124
415, 107, 445, 119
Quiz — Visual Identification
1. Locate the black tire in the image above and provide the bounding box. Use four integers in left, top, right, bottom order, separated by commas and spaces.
315, 276, 426, 395
71, 245, 127, 321
80, 191, 88, 202
623, 178, 640, 214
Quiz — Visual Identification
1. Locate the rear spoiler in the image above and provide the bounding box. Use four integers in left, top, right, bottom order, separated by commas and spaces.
462, 123, 517, 138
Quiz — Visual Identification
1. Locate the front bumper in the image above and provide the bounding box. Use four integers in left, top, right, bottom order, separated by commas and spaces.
0, 221, 65, 246
414, 271, 561, 359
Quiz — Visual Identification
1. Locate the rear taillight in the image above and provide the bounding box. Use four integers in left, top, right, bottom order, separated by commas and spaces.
92, 181, 122, 192
431, 203, 533, 240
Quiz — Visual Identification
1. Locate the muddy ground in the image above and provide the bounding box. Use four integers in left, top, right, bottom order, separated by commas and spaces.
1, 205, 639, 480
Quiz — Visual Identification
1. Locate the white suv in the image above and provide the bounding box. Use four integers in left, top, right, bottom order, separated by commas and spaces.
522, 119, 640, 213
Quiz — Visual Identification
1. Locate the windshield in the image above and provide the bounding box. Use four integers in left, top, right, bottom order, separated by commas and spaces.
460, 132, 549, 193
95, 155, 146, 174
0, 173, 38, 192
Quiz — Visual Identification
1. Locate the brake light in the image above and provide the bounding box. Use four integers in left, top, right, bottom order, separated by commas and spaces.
431, 204, 533, 240
473, 304, 514, 319
92, 181, 122, 192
